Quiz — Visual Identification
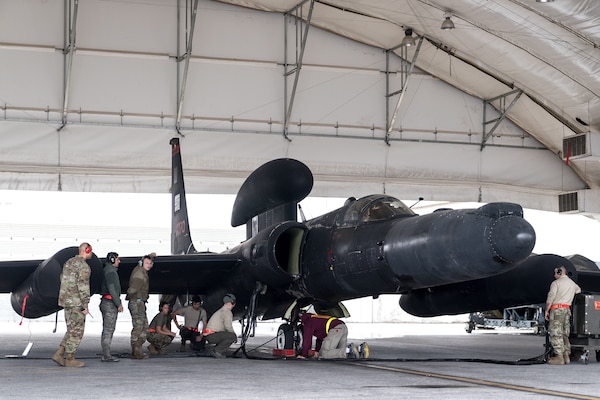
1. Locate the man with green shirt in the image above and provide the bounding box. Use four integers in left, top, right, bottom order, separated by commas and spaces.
99, 251, 123, 362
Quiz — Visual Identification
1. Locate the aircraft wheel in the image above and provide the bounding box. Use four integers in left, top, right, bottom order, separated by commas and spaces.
294, 325, 303, 353
466, 322, 474, 334
276, 324, 294, 350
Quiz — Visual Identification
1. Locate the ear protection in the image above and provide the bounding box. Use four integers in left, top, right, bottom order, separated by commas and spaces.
555, 268, 562, 275
107, 252, 118, 264
85, 245, 92, 254
139, 254, 154, 267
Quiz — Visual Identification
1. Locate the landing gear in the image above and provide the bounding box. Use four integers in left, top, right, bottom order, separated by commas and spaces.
276, 323, 303, 353
277, 324, 293, 349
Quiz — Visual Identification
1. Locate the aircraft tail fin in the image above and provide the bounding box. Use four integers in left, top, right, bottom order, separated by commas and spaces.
170, 137, 197, 255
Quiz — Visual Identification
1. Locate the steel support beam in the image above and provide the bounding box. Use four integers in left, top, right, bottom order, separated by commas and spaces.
176, 0, 199, 133
385, 36, 423, 145
481, 89, 523, 150
59, 0, 79, 130
283, 0, 314, 141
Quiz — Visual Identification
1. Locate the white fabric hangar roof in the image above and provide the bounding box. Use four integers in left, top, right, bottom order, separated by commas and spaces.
1, 0, 600, 213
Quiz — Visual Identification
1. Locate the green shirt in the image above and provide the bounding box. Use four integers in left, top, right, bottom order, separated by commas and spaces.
149, 312, 171, 331
126, 265, 149, 301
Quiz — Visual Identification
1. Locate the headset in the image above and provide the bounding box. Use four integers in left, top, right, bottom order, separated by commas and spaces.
223, 293, 236, 304
159, 301, 170, 312
84, 244, 92, 254
555, 268, 563, 275
138, 254, 155, 267
107, 252, 119, 264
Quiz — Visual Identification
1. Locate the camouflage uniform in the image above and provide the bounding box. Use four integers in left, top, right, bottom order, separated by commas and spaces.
147, 312, 174, 351
126, 265, 150, 348
58, 255, 91, 354
100, 261, 122, 359
548, 308, 572, 356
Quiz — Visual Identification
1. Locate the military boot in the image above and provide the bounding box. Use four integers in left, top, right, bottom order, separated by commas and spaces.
547, 355, 565, 365
563, 352, 571, 365
147, 344, 159, 355
51, 345, 65, 366
101, 350, 120, 362
64, 353, 85, 368
131, 341, 149, 360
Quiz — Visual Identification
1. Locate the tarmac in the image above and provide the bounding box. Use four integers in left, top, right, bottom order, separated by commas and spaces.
1, 321, 599, 400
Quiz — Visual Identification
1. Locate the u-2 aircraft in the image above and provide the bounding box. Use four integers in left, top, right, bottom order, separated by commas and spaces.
2, 137, 600, 349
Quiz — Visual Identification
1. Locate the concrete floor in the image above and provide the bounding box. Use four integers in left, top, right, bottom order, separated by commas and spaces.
1, 321, 599, 400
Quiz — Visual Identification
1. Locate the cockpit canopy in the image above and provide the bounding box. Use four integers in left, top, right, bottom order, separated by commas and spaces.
339, 195, 415, 227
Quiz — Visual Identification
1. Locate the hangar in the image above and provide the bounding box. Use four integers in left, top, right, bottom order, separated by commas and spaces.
1, 0, 599, 214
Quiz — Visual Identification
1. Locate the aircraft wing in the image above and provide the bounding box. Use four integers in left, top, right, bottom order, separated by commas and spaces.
1, 246, 243, 319
0, 260, 42, 292
577, 270, 600, 293
117, 254, 241, 294
400, 253, 600, 317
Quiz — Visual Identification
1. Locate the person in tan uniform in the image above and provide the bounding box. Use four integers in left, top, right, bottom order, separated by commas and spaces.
545, 265, 581, 365
203, 294, 237, 358
172, 295, 207, 352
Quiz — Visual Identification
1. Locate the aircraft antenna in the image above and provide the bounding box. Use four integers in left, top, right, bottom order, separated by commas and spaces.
409, 197, 424, 208
298, 204, 307, 222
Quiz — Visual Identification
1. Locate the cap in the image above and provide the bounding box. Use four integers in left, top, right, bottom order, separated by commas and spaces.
223, 294, 236, 304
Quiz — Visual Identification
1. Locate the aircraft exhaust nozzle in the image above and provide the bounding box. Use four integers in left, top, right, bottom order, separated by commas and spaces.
384, 202, 535, 289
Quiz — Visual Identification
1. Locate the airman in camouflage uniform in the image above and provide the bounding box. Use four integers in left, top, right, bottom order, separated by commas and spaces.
51, 242, 92, 368
147, 302, 176, 354
545, 265, 581, 365
126, 252, 155, 359
99, 251, 123, 362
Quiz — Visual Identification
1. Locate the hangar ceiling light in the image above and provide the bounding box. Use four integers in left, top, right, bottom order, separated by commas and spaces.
401, 29, 416, 47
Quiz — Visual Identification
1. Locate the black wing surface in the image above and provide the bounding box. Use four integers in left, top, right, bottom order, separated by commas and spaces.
117, 254, 241, 294
0, 260, 42, 292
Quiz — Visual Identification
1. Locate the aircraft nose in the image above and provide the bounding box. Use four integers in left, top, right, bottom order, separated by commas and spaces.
488, 214, 536, 262
383, 202, 536, 289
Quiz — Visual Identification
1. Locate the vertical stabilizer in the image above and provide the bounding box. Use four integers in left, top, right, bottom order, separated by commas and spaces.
170, 138, 197, 254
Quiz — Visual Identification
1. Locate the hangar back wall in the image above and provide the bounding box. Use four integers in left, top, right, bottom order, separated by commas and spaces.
0, 0, 586, 212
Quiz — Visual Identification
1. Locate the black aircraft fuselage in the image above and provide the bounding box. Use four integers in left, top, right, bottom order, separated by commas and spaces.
165, 138, 537, 320
5, 137, 600, 336
301, 197, 534, 301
